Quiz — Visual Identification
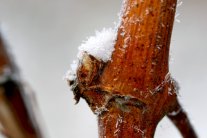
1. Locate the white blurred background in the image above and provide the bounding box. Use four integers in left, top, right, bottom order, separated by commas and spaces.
0, 0, 206, 138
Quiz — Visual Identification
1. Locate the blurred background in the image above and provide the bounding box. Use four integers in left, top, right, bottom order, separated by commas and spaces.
0, 0, 206, 137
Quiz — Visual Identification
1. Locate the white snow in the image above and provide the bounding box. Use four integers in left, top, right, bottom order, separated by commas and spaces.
65, 60, 78, 81
65, 0, 127, 81
175, 0, 183, 23
177, 0, 183, 7
78, 28, 116, 62
168, 108, 182, 116
118, 0, 127, 26
66, 28, 117, 81
175, 13, 181, 23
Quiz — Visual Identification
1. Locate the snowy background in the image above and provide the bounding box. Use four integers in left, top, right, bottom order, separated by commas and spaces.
0, 0, 206, 138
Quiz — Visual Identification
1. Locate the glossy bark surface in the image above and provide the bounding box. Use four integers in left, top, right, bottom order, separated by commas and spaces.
69, 0, 197, 137
98, 0, 177, 137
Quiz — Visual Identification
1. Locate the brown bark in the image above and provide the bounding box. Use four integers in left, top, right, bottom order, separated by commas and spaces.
0, 34, 45, 138
69, 0, 197, 137
167, 102, 197, 138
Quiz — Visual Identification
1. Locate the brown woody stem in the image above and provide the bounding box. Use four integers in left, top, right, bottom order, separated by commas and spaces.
167, 102, 197, 138
98, 0, 178, 137
98, 102, 157, 138
100, 0, 177, 96
70, 0, 198, 137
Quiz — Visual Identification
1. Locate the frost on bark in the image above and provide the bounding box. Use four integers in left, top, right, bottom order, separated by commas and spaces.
68, 0, 197, 137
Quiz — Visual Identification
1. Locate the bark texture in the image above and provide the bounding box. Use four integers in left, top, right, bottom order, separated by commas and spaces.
69, 0, 197, 137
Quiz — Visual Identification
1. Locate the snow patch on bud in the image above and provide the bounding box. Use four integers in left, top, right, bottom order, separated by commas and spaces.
66, 28, 117, 82
65, 60, 78, 81
78, 28, 116, 62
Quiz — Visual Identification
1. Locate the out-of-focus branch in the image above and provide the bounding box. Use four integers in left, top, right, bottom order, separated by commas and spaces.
0, 32, 45, 138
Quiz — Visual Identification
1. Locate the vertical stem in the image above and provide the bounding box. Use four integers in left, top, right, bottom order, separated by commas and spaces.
98, 0, 178, 137
70, 0, 198, 138
100, 0, 177, 98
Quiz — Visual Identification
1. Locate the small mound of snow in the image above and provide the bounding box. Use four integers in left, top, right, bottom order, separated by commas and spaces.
65, 60, 78, 81
66, 28, 117, 81
78, 28, 116, 62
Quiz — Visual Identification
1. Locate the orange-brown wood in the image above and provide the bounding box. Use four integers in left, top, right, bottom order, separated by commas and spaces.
101, 0, 175, 99
97, 0, 177, 137
69, 0, 197, 137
